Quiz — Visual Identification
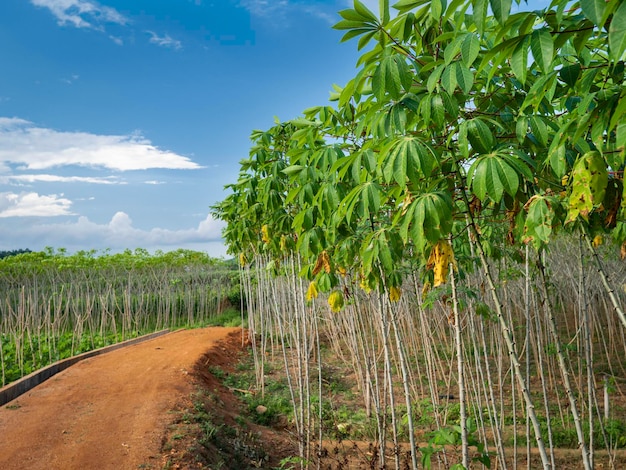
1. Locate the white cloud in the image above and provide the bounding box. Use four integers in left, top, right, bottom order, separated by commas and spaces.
30, 0, 128, 29
239, 0, 337, 25
61, 74, 80, 85
0, 211, 228, 257
0, 192, 73, 217
239, 0, 288, 17
146, 31, 183, 50
1, 174, 123, 185
0, 117, 202, 171
109, 35, 124, 45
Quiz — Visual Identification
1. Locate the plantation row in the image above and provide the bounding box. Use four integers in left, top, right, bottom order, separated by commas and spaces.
0, 248, 239, 386
212, 0, 626, 468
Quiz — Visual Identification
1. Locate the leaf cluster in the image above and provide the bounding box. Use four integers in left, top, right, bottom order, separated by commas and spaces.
212, 0, 626, 296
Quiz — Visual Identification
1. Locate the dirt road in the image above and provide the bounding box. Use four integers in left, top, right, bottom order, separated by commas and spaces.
0, 327, 241, 470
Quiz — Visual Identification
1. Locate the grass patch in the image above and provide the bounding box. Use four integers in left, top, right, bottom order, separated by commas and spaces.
205, 308, 244, 327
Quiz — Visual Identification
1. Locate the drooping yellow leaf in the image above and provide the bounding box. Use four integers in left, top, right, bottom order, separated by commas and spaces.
389, 286, 402, 302
306, 281, 319, 301
426, 240, 456, 287
261, 224, 270, 244
593, 234, 603, 247
328, 290, 345, 312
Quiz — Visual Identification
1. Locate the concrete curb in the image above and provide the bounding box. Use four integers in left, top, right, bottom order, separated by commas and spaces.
0, 329, 171, 407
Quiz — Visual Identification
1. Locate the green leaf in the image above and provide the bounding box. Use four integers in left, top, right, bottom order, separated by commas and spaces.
547, 143, 567, 178
559, 64, 581, 88
472, 0, 488, 33
383, 136, 435, 186
455, 63, 474, 94
372, 54, 409, 100
466, 119, 495, 154
529, 116, 549, 148
354, 0, 379, 23
530, 29, 554, 73
580, 0, 606, 27
431, 94, 445, 129
510, 36, 529, 84
334, 19, 373, 31
393, 0, 430, 13
461, 34, 480, 67
358, 30, 378, 50
401, 192, 453, 248
377, 231, 394, 273
469, 154, 519, 202
490, 0, 512, 25
520, 71, 557, 112
282, 165, 305, 177
426, 63, 445, 93
441, 64, 458, 94
609, 1, 626, 62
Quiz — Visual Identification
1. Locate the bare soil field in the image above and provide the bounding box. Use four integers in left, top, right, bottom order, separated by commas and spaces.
0, 327, 269, 470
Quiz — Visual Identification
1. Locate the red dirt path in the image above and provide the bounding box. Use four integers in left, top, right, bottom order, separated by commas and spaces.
0, 327, 241, 470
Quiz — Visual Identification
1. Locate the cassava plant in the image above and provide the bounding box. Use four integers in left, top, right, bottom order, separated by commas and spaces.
213, 0, 626, 468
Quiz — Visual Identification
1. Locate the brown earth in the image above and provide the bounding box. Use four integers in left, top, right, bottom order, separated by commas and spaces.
0, 327, 287, 470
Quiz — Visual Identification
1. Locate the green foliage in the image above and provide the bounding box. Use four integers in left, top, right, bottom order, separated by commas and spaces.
0, 248, 238, 386
212, 0, 626, 299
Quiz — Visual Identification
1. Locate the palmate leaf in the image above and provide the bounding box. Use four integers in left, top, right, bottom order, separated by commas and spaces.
340, 181, 383, 223
382, 136, 436, 186
372, 54, 412, 101
353, 0, 378, 22
468, 154, 519, 202
465, 118, 495, 154
400, 192, 453, 250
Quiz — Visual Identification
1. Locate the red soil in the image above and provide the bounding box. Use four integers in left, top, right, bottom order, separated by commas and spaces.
0, 327, 241, 470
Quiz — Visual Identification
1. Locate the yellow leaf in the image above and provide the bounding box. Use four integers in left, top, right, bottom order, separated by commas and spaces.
306, 281, 319, 301
239, 253, 247, 267
328, 290, 344, 312
359, 272, 374, 294
593, 234, 603, 247
389, 286, 401, 302
422, 281, 431, 299
427, 240, 455, 287
261, 224, 270, 244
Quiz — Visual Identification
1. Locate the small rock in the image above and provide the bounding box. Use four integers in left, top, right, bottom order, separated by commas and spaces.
256, 405, 268, 415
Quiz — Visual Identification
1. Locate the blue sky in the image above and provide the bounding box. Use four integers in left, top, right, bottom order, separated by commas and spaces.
0, 0, 548, 258
0, 0, 371, 257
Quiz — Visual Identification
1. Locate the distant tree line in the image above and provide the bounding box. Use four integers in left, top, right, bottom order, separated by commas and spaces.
0, 249, 31, 259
